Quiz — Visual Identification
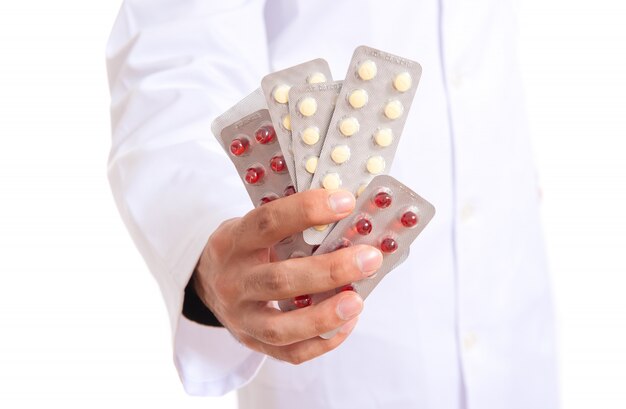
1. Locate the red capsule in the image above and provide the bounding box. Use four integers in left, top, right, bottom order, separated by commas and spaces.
380, 237, 398, 254
374, 191, 392, 208
255, 125, 276, 144
244, 166, 265, 184
259, 194, 278, 205
283, 185, 296, 196
229, 137, 249, 156
270, 155, 287, 173
339, 284, 354, 292
401, 211, 419, 227
355, 217, 372, 235
293, 295, 312, 308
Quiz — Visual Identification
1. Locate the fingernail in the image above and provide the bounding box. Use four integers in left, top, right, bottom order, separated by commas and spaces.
328, 190, 355, 214
356, 247, 383, 275
336, 294, 363, 321
339, 317, 359, 334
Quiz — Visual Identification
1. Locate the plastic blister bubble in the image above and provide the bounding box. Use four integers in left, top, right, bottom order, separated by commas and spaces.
261, 59, 333, 189
305, 46, 422, 244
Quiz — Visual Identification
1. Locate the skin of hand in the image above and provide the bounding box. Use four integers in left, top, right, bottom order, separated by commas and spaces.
192, 189, 383, 365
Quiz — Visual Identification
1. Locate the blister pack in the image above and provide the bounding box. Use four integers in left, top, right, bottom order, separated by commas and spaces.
305, 46, 422, 244
277, 248, 411, 314
278, 175, 435, 338
288, 80, 343, 191
211, 48, 434, 332
272, 229, 316, 262
261, 59, 333, 189
211, 89, 295, 209
211, 88, 265, 149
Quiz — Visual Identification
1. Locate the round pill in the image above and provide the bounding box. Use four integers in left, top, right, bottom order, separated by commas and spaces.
374, 191, 393, 208
384, 100, 404, 119
244, 165, 265, 185
301, 127, 320, 145
339, 117, 359, 136
356, 184, 368, 197
304, 156, 318, 174
259, 194, 278, 206
373, 128, 394, 147
255, 125, 276, 144
281, 114, 291, 131
401, 210, 419, 227
393, 72, 413, 92
322, 173, 342, 190
293, 295, 312, 308
273, 84, 291, 104
348, 89, 368, 109
313, 224, 329, 232
298, 97, 317, 117
366, 156, 386, 174
380, 237, 398, 254
283, 185, 296, 196
270, 154, 287, 173
229, 137, 249, 156
331, 145, 351, 164
355, 217, 372, 235
307, 72, 327, 84
357, 59, 377, 80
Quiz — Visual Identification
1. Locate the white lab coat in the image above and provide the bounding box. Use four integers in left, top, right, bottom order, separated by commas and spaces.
106, 1, 559, 408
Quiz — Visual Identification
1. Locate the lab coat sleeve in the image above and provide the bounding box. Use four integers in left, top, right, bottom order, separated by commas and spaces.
105, 0, 270, 396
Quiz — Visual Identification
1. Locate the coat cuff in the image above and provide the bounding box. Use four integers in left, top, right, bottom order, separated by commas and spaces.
174, 316, 266, 396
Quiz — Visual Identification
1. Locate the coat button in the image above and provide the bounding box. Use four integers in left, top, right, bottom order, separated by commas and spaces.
460, 204, 475, 224
463, 332, 478, 351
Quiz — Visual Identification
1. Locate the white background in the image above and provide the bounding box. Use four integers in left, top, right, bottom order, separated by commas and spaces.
0, 1, 624, 408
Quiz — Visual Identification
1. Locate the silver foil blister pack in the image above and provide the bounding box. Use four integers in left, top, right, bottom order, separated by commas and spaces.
212, 90, 293, 208
288, 80, 343, 191
261, 59, 333, 188
305, 46, 423, 244
211, 89, 313, 261
210, 48, 434, 330
212, 88, 265, 149
279, 175, 435, 337
272, 232, 315, 263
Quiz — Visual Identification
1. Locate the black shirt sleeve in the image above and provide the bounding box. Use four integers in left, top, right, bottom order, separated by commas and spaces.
182, 276, 224, 327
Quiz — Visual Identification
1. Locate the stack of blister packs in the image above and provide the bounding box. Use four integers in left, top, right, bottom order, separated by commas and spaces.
211, 46, 436, 334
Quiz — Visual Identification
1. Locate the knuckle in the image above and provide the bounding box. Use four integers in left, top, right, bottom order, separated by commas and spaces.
251, 318, 285, 345
253, 205, 279, 236
204, 235, 225, 266
233, 216, 249, 238
259, 326, 281, 344
300, 199, 320, 224
327, 253, 350, 285
312, 313, 331, 335
263, 265, 292, 294
207, 219, 238, 259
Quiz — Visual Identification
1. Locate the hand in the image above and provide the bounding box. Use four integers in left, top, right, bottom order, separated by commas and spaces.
192, 189, 383, 364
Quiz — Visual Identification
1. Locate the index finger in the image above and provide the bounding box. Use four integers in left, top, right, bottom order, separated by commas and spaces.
233, 189, 355, 251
